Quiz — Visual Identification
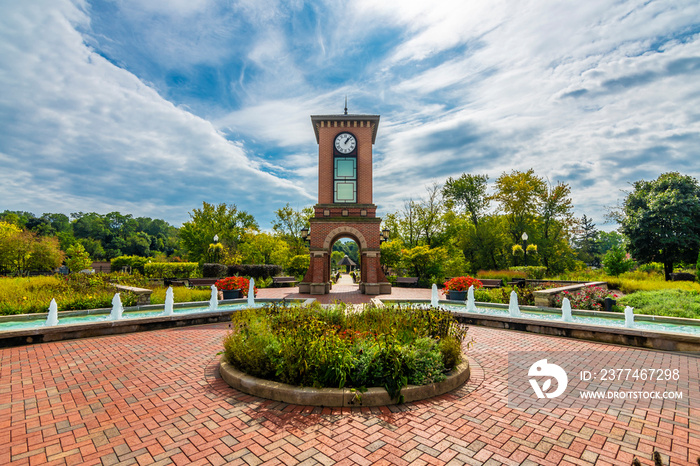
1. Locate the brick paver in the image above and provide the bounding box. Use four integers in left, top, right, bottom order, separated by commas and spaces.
2, 287, 699, 465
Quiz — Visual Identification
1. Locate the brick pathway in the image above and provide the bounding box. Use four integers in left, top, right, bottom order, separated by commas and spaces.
258, 274, 435, 304
2, 298, 699, 464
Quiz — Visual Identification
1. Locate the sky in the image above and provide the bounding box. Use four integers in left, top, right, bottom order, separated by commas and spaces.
1, 0, 699, 232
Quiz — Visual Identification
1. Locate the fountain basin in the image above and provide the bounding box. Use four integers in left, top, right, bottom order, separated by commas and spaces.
0, 298, 312, 348
379, 299, 700, 353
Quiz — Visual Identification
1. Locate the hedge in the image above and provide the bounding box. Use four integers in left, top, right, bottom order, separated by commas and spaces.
144, 262, 199, 278
227, 264, 282, 279
111, 255, 149, 274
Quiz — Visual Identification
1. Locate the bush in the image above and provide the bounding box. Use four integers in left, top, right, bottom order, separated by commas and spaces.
143, 262, 199, 278
202, 263, 227, 278
222, 303, 471, 399
111, 255, 150, 274
602, 246, 635, 276
552, 286, 619, 311
227, 264, 283, 280
285, 255, 309, 277
509, 266, 547, 279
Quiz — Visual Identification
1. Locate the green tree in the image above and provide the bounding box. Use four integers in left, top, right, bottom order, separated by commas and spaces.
575, 215, 600, 266
537, 181, 575, 273
272, 204, 313, 256
0, 222, 29, 274
620, 172, 700, 280
401, 245, 447, 285
442, 173, 490, 228
379, 239, 402, 275
492, 169, 546, 244
179, 202, 258, 263
239, 232, 290, 265
27, 236, 64, 272
65, 243, 93, 272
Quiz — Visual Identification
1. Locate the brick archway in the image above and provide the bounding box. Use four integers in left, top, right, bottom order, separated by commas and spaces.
322, 226, 368, 250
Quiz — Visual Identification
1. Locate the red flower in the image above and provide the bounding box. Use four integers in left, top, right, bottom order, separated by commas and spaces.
443, 276, 483, 292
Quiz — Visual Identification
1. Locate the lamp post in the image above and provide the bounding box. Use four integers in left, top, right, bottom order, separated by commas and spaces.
213, 234, 219, 244
522, 232, 528, 267
300, 227, 310, 245
380, 228, 390, 243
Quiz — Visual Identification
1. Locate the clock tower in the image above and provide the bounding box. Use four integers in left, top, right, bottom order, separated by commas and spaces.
298, 110, 391, 295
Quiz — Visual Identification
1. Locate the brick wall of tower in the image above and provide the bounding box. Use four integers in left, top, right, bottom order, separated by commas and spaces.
316, 120, 375, 206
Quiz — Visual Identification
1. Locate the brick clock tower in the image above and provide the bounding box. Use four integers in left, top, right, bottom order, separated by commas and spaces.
298, 110, 391, 295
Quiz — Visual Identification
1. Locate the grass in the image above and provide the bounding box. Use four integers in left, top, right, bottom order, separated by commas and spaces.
0, 274, 213, 315
618, 289, 700, 319
150, 287, 212, 304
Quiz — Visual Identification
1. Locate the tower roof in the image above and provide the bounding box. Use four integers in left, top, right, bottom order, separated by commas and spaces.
310, 114, 380, 144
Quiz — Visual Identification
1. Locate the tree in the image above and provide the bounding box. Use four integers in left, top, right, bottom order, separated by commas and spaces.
272, 204, 312, 256
414, 183, 444, 247
179, 202, 258, 263
575, 215, 600, 266
28, 236, 64, 272
65, 243, 92, 272
537, 181, 575, 272
442, 173, 490, 228
492, 169, 546, 244
239, 232, 289, 265
620, 172, 700, 280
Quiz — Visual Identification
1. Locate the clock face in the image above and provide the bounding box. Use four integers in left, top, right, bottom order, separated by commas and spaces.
334, 132, 356, 154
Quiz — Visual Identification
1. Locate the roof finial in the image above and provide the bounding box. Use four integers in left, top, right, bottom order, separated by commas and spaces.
344, 96, 348, 115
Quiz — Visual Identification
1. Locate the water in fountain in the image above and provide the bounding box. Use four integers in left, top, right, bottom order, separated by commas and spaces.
164, 286, 174, 316
431, 284, 439, 307
209, 285, 218, 311
45, 299, 59, 326
508, 290, 521, 317
110, 293, 123, 320
624, 306, 635, 328
248, 278, 255, 307
561, 297, 573, 322
466, 285, 477, 312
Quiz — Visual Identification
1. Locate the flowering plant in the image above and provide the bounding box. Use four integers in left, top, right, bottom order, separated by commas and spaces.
214, 276, 258, 296
552, 286, 618, 311
443, 276, 483, 292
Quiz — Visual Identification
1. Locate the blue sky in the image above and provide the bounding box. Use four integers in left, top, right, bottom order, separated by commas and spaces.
1, 0, 699, 231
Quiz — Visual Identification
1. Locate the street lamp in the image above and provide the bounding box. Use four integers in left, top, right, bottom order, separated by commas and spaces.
522, 232, 528, 266
213, 234, 219, 244
300, 227, 310, 244
380, 228, 390, 243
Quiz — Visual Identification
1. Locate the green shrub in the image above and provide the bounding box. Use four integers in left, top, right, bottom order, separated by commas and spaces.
602, 246, 635, 276
111, 255, 150, 274
202, 263, 227, 278
618, 289, 700, 319
227, 264, 283, 279
222, 303, 470, 399
438, 336, 463, 370
144, 262, 199, 278
286, 255, 309, 277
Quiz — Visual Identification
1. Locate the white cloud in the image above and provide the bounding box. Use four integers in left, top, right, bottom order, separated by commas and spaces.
0, 0, 310, 225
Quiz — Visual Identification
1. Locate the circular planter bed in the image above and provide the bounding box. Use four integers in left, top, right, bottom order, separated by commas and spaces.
219, 355, 470, 406
219, 302, 473, 405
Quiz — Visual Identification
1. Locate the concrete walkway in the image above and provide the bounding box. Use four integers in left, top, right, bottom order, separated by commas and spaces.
2, 288, 699, 465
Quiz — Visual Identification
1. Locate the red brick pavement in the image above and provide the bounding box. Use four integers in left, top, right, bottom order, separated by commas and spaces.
2, 299, 699, 465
